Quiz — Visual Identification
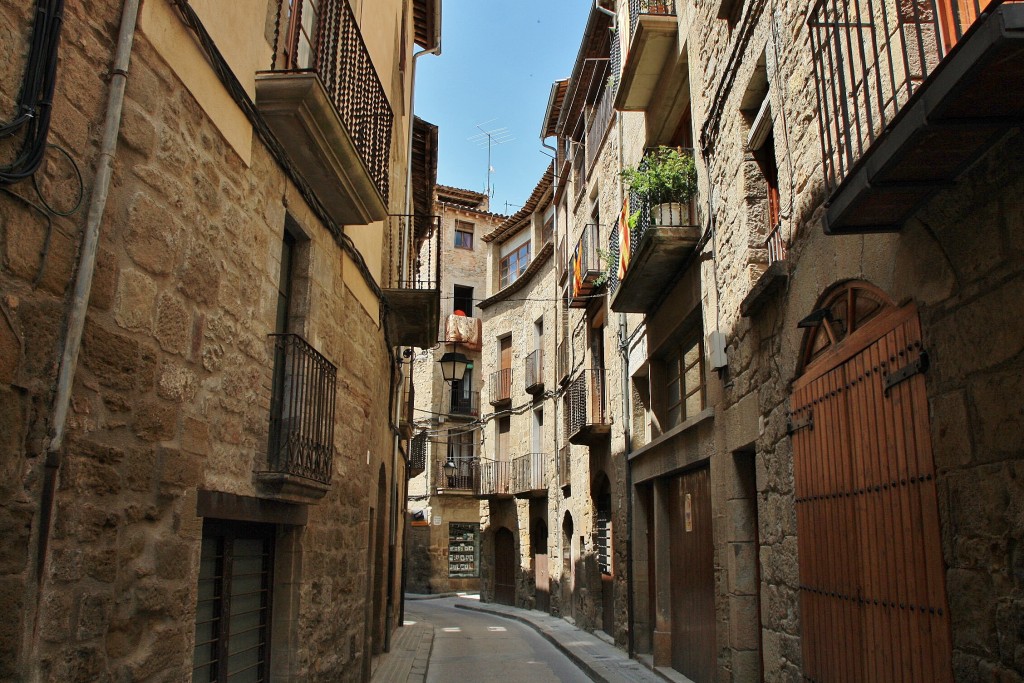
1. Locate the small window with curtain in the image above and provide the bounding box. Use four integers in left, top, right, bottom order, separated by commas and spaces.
454, 220, 474, 250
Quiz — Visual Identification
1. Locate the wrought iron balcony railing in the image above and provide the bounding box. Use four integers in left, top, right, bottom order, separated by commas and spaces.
568, 223, 604, 307
556, 338, 570, 384
268, 0, 393, 204
448, 387, 480, 418
435, 456, 476, 492
476, 459, 513, 497
808, 0, 1010, 195
525, 349, 544, 393
564, 369, 612, 443
489, 369, 513, 405
629, 0, 677, 37
766, 222, 787, 266
557, 444, 571, 488
511, 452, 547, 494
409, 432, 427, 476
383, 214, 441, 347
267, 334, 337, 485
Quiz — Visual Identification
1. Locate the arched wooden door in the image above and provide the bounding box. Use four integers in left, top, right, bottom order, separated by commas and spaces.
790, 282, 952, 682
494, 528, 516, 606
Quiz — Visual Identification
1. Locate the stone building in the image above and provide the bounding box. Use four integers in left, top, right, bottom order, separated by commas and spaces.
0, 0, 441, 680
406, 185, 505, 595
556, 0, 1024, 682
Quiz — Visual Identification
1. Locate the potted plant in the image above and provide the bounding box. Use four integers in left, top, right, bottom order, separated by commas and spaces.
619, 146, 698, 226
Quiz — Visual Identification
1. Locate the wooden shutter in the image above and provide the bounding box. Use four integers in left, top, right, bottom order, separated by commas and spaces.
791, 303, 952, 682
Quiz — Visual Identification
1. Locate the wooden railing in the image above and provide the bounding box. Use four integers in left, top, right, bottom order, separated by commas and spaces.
490, 369, 513, 405
564, 369, 610, 439
476, 460, 513, 497
511, 453, 546, 494
525, 349, 544, 391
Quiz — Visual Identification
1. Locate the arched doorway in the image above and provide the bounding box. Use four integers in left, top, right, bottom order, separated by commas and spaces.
532, 519, 549, 612
593, 474, 614, 637
561, 512, 574, 619
791, 281, 952, 681
493, 527, 516, 606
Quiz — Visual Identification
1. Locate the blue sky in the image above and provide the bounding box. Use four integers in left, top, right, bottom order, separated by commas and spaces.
416, 0, 593, 215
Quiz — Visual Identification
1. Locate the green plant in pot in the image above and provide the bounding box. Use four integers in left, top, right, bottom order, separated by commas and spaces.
619, 146, 698, 227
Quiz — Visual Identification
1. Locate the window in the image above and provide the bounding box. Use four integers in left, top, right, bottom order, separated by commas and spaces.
193, 521, 275, 683
499, 241, 531, 289
454, 220, 474, 249
665, 336, 705, 428
452, 285, 474, 316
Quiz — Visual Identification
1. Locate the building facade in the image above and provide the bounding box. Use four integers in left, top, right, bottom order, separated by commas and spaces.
405, 186, 505, 595
463, 1, 1023, 681
0, 0, 440, 680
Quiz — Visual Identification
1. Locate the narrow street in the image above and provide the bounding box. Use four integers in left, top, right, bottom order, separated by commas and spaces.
405, 598, 586, 682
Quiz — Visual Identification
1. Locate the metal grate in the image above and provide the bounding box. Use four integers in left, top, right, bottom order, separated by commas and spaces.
808, 0, 1004, 195
525, 349, 544, 391
386, 214, 441, 290
267, 333, 337, 485
435, 436, 476, 491
629, 0, 677, 37
410, 432, 427, 473
269, 0, 393, 203
564, 369, 609, 439
448, 387, 480, 418
557, 444, 571, 488
489, 369, 513, 404
476, 459, 513, 496
511, 452, 546, 493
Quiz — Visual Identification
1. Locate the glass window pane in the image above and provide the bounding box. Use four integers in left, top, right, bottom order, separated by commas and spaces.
685, 391, 703, 418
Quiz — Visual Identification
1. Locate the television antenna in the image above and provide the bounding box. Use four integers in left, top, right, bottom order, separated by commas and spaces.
468, 120, 514, 198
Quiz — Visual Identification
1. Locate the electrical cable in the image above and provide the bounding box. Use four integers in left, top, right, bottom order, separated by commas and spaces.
31, 143, 83, 215
0, 0, 65, 185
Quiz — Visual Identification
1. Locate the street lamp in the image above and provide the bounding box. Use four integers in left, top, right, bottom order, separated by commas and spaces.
438, 350, 469, 384
443, 458, 458, 478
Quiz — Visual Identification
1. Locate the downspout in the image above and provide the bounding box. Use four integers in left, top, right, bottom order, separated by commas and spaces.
594, 0, 616, 19
616, 106, 636, 659
32, 0, 139, 673
386, 15, 442, 650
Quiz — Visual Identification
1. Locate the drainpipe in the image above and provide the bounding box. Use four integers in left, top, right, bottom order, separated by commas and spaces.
32, 0, 139, 673
386, 14, 442, 650
594, 0, 616, 20
615, 107, 636, 658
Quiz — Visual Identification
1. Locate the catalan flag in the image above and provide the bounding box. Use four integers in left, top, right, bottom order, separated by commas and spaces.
618, 196, 631, 282
572, 250, 583, 299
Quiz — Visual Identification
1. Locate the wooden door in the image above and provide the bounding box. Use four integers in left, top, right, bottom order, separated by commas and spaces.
669, 466, 715, 682
494, 528, 516, 606
533, 520, 550, 612
791, 289, 952, 682
499, 336, 513, 398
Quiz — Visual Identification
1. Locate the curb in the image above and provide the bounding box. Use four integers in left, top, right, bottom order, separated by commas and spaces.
404, 591, 480, 601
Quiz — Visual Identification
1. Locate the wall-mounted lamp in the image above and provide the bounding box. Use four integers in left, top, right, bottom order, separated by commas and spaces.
443, 458, 458, 478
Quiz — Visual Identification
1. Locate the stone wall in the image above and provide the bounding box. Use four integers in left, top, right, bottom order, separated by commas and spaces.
0, 2, 414, 680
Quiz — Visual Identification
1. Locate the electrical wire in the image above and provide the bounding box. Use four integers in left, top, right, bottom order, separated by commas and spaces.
0, 0, 65, 185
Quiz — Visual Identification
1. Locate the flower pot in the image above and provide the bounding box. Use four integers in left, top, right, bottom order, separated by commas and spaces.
652, 202, 687, 226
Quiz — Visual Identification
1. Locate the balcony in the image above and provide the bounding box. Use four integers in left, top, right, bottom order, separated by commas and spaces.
435, 456, 475, 494
511, 453, 547, 497
809, 0, 1024, 233
556, 338, 570, 385
399, 372, 416, 440
741, 221, 790, 317
489, 369, 513, 407
259, 334, 337, 503
616, 1, 680, 112
564, 369, 612, 445
557, 235, 568, 284
476, 460, 513, 498
568, 223, 604, 308
525, 349, 544, 394
257, 0, 393, 226
610, 153, 702, 313
557, 444, 571, 490
447, 386, 480, 420
409, 432, 426, 479
383, 214, 441, 348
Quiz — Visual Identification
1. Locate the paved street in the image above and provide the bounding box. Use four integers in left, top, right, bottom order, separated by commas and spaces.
405, 598, 587, 682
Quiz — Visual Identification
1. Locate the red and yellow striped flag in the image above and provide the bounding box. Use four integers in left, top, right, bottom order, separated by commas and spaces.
618, 196, 631, 282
